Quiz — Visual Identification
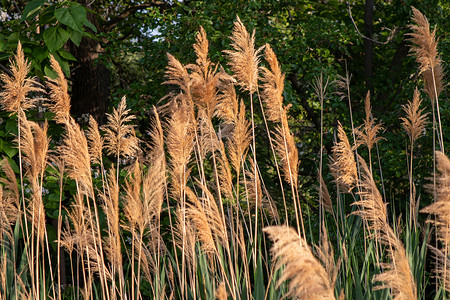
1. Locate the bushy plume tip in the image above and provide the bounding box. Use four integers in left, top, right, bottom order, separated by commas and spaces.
401, 88, 428, 144
224, 16, 263, 94
331, 122, 357, 192
0, 41, 42, 114
45, 55, 71, 124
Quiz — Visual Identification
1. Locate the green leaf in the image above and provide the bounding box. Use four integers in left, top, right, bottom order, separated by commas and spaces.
22, 0, 46, 21
0, 34, 5, 51
43, 27, 69, 52
6, 157, 19, 174
67, 27, 82, 46
55, 4, 87, 32
57, 48, 76, 61
38, 4, 56, 25
7, 32, 20, 46
2, 142, 17, 159
5, 118, 17, 135
52, 52, 70, 77
44, 65, 58, 79
32, 46, 49, 62
84, 19, 97, 33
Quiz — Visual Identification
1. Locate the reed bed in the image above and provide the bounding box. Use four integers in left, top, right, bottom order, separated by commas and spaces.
0, 7, 448, 299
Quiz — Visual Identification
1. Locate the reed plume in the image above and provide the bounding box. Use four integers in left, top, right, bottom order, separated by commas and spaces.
0, 158, 20, 209
331, 121, 357, 193
103, 96, 140, 158
164, 53, 191, 95
401, 88, 428, 144
352, 157, 387, 232
16, 111, 49, 183
198, 117, 221, 160
0, 41, 41, 114
315, 225, 341, 292
16, 111, 49, 241
123, 161, 144, 230
408, 7, 441, 73
260, 44, 284, 122
173, 206, 196, 272
166, 99, 195, 196
216, 77, 252, 175
217, 140, 234, 201
243, 158, 278, 219
143, 107, 166, 221
401, 88, 427, 227
0, 184, 17, 241
353, 157, 417, 299
228, 100, 252, 175
373, 228, 418, 300
188, 26, 220, 119
45, 55, 71, 124
421, 151, 450, 292
86, 116, 104, 164
101, 167, 123, 278
215, 73, 239, 124
196, 182, 228, 246
264, 225, 336, 299
184, 187, 217, 254
58, 117, 93, 198
408, 7, 445, 151
354, 91, 384, 153
261, 44, 298, 183
224, 16, 262, 93
273, 112, 299, 187
317, 174, 333, 215
215, 281, 228, 300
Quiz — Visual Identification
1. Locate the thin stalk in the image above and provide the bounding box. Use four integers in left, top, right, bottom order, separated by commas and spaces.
56, 162, 64, 300
408, 139, 414, 229
319, 82, 324, 242
255, 88, 289, 223
131, 229, 136, 300
17, 112, 33, 297
249, 91, 259, 268
431, 66, 444, 153
278, 116, 304, 239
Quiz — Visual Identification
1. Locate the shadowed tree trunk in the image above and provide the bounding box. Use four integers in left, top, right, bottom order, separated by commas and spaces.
68, 1, 174, 124
69, 0, 110, 125
364, 0, 374, 93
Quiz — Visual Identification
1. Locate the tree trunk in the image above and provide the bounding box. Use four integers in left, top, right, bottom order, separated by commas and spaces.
70, 40, 110, 124
69, 1, 110, 124
364, 0, 374, 93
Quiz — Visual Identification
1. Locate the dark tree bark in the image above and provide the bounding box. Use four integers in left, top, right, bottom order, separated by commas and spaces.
379, 37, 410, 112
68, 1, 175, 124
364, 0, 374, 93
68, 0, 110, 125
70, 39, 110, 124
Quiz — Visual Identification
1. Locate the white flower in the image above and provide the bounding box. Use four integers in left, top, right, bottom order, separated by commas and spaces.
42, 187, 49, 195
0, 10, 9, 22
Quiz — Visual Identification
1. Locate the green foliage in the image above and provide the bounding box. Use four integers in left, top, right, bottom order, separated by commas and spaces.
1, 0, 94, 78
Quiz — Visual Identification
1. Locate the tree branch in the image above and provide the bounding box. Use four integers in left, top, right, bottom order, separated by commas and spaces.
104, 2, 173, 32
347, 1, 397, 45
0, 63, 13, 77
